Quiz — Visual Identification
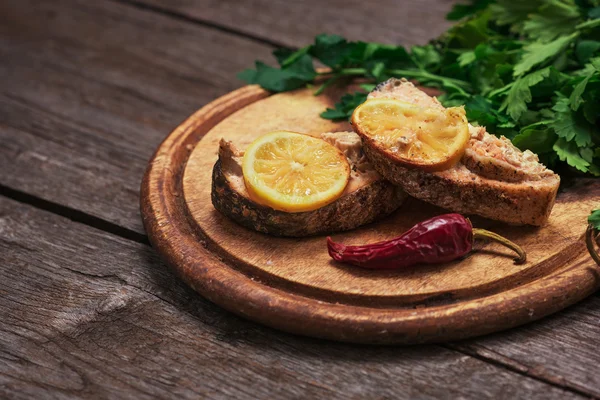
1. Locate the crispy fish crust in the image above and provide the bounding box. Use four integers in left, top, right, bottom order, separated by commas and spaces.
359, 78, 560, 226
212, 134, 407, 237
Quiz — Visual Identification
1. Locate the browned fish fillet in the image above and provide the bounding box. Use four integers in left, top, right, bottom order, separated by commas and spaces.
212, 132, 407, 237
358, 78, 560, 226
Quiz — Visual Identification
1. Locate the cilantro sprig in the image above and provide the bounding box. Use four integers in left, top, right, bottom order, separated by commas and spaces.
239, 0, 600, 177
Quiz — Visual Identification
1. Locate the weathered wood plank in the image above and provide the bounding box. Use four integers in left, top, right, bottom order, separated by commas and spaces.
447, 178, 600, 398
450, 294, 600, 398
127, 0, 455, 47
0, 196, 584, 399
2, 0, 599, 395
118, 3, 600, 390
0, 0, 274, 233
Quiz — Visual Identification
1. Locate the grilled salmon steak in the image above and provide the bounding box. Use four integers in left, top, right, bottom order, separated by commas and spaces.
212, 132, 407, 237
356, 78, 560, 226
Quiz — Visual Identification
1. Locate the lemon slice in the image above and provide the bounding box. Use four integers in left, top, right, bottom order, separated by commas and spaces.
242, 131, 350, 212
352, 98, 470, 171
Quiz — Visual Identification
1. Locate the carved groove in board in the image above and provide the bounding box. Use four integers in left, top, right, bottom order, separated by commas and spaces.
141, 84, 600, 344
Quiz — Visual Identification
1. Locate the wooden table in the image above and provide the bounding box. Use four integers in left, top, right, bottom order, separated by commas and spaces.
1, 1, 598, 398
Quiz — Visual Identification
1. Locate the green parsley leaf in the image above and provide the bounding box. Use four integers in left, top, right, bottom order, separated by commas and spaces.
242, 59, 316, 92
309, 34, 351, 68
239, 1, 600, 177
570, 74, 594, 110
239, 47, 317, 91
274, 46, 310, 67
458, 51, 477, 67
369, 45, 413, 69
583, 100, 599, 123
553, 137, 590, 172
513, 122, 558, 154
359, 83, 376, 92
576, 40, 600, 64
411, 45, 442, 69
273, 48, 294, 66
552, 95, 595, 147
581, 146, 595, 162
518, 109, 555, 127
447, 10, 491, 48
320, 92, 367, 121
592, 148, 600, 176
447, 0, 494, 20
284, 55, 317, 80
513, 33, 579, 77
319, 108, 349, 120
465, 95, 514, 131
366, 61, 386, 80
500, 67, 552, 121
575, 58, 600, 77
237, 68, 258, 84
489, 1, 546, 28
464, 95, 497, 126
522, 0, 581, 43
588, 209, 600, 230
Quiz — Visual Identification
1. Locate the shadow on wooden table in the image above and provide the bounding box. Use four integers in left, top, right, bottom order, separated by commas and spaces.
139, 247, 444, 353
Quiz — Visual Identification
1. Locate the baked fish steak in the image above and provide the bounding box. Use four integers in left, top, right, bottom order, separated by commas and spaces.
211, 132, 407, 237
357, 78, 560, 226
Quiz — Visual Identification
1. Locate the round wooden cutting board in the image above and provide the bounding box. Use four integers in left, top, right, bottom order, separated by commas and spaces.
141, 84, 600, 344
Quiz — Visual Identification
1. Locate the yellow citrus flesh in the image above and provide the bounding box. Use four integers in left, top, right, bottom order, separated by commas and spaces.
242, 131, 350, 212
352, 98, 470, 171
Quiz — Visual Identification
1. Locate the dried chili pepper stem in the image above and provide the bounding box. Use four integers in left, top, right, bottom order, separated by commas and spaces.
472, 228, 526, 264
327, 213, 528, 270
585, 224, 600, 267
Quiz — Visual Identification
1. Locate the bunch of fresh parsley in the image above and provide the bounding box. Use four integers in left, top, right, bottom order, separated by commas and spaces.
239, 0, 600, 177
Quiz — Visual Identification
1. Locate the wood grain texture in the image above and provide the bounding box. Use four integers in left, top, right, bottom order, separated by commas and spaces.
0, 0, 274, 233
142, 84, 600, 344
1, 196, 584, 400
450, 293, 600, 398
2, 0, 599, 395
129, 0, 455, 47
447, 181, 600, 397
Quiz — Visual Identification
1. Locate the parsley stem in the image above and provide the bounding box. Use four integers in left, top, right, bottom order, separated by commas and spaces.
337, 68, 368, 75
386, 69, 471, 90
316, 68, 368, 76
329, 68, 472, 92
320, 68, 471, 93
576, 19, 600, 30
313, 75, 339, 96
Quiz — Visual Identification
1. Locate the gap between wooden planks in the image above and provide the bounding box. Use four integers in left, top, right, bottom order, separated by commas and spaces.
0, 0, 274, 234
0, 195, 587, 400
0, 0, 599, 396
117, 0, 456, 48
4, 179, 600, 398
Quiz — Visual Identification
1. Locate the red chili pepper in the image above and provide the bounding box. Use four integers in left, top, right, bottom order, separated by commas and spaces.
327, 213, 526, 269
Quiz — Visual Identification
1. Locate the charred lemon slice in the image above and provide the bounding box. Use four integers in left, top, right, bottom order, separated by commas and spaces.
352, 98, 469, 171
242, 131, 350, 212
